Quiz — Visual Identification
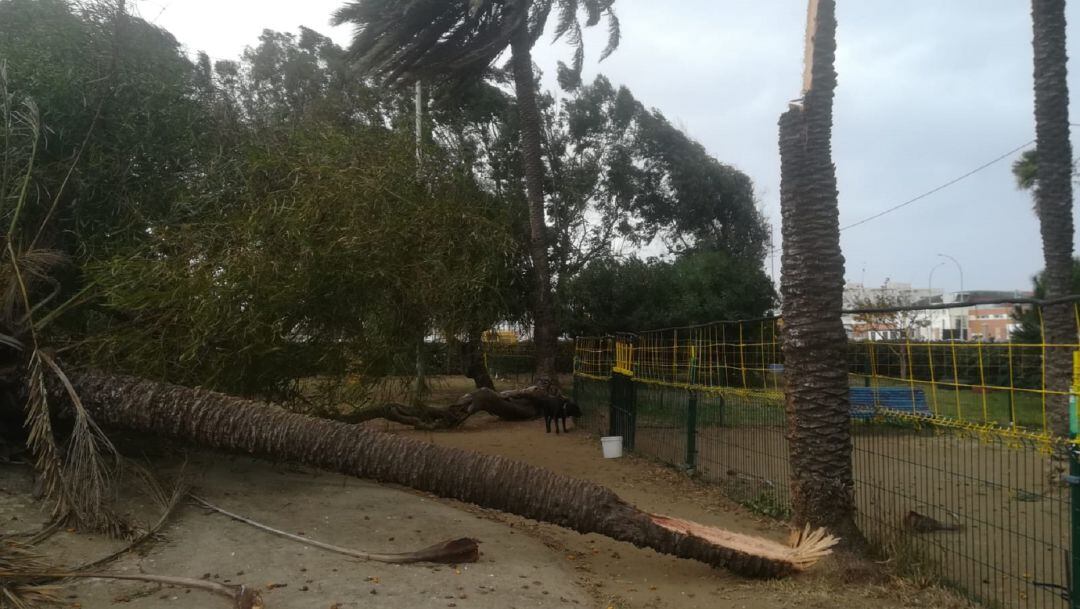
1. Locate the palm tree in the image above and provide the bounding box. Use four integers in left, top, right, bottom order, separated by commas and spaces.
1012, 149, 1039, 191
777, 0, 863, 545
1025, 0, 1074, 438
63, 368, 839, 578
332, 0, 620, 380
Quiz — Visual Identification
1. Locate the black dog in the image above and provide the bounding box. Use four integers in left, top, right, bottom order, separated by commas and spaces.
542, 397, 582, 434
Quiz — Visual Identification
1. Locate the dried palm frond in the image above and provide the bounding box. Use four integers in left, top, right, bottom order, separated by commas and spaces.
0, 583, 62, 609
39, 351, 123, 535
0, 541, 62, 608
22, 353, 68, 524
0, 541, 49, 575
67, 463, 188, 573
22, 350, 127, 537
0, 249, 67, 330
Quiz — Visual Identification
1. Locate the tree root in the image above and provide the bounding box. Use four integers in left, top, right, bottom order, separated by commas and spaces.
191, 495, 479, 564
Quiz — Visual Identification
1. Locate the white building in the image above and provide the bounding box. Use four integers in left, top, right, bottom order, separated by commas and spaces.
844, 285, 1031, 341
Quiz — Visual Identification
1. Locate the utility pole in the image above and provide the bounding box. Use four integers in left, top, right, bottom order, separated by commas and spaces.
415, 80, 423, 168
412, 79, 428, 406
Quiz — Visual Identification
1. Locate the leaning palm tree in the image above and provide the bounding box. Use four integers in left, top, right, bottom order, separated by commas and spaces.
777, 0, 863, 545
1021, 0, 1075, 438
332, 0, 619, 381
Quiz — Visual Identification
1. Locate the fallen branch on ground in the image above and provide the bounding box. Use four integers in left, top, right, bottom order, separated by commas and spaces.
337, 385, 558, 429
192, 495, 479, 564
38, 572, 262, 609
1, 540, 262, 609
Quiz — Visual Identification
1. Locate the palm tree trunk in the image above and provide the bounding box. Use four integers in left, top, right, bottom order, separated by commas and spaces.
509, 17, 559, 381
61, 369, 835, 578
1031, 0, 1075, 438
778, 0, 863, 546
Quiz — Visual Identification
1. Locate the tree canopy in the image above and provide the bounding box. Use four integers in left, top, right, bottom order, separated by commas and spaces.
561, 251, 775, 336
0, 0, 773, 405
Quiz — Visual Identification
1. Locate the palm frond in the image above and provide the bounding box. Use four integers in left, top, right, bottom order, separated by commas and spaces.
0, 584, 62, 609
38, 351, 126, 537
551, 0, 579, 43
0, 541, 62, 608
22, 350, 127, 537
23, 352, 68, 523
599, 8, 620, 61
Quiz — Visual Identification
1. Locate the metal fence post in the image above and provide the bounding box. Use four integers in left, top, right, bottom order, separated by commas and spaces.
685, 391, 698, 472
572, 355, 579, 406
1070, 352, 1080, 609
608, 372, 618, 438
611, 335, 637, 451
609, 371, 636, 450
685, 348, 698, 472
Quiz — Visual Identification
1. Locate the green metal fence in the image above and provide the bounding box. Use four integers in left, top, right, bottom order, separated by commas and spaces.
573, 372, 1075, 608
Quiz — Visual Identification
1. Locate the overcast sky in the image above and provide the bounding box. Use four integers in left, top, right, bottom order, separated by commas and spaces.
136, 0, 1080, 295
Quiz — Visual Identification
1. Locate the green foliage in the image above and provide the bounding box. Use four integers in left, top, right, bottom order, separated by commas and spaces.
1, 0, 772, 403
78, 120, 517, 401
1010, 257, 1080, 344
440, 74, 773, 291
1012, 149, 1038, 191
0, 0, 212, 259
561, 250, 776, 335
553, 76, 770, 264
0, 1, 520, 403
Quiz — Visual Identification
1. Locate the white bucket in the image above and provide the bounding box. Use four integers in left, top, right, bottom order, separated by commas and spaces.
601, 436, 623, 459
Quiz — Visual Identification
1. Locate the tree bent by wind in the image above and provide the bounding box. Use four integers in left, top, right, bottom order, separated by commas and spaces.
332, 0, 620, 381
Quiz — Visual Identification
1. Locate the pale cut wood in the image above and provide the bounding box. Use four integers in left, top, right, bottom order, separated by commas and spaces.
801, 0, 822, 94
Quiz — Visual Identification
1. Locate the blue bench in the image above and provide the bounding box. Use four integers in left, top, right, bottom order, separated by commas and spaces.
848, 386, 932, 420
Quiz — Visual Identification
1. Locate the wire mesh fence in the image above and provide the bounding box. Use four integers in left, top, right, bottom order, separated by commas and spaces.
573, 299, 1079, 609
624, 300, 1080, 435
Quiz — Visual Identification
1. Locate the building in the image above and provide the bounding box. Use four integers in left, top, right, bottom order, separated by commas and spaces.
842, 281, 943, 310
842, 282, 942, 340
967, 304, 1023, 341
844, 283, 1031, 342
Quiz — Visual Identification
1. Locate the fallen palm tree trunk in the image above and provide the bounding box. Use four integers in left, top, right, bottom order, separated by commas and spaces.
62, 370, 837, 578
191, 495, 479, 564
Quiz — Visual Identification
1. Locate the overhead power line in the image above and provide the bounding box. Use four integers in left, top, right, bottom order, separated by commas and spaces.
839, 139, 1035, 232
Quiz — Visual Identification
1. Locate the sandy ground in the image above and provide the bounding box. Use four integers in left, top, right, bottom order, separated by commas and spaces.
1, 452, 591, 609
0, 376, 975, 609
394, 414, 975, 609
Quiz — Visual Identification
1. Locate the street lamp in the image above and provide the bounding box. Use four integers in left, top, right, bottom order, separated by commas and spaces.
928, 261, 946, 297
937, 253, 965, 301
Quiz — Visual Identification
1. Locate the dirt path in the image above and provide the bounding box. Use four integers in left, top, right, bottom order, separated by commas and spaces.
398, 416, 975, 609
1, 453, 591, 609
